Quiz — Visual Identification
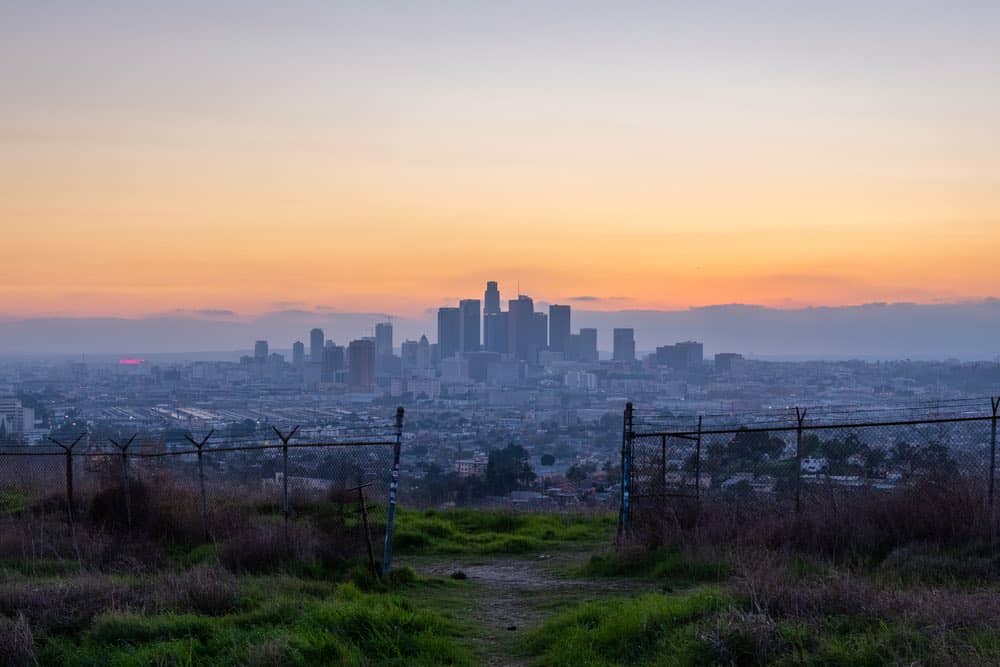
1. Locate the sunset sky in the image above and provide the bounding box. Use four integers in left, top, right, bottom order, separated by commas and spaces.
3, 2, 999, 319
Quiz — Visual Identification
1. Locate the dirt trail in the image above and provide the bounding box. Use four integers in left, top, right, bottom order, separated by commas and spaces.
414, 555, 647, 666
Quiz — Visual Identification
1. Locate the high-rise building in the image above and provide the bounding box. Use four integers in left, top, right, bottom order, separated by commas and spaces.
484, 281, 501, 314
0, 397, 25, 440
548, 305, 571, 353
322, 343, 345, 382
416, 334, 432, 370
437, 307, 461, 361
375, 322, 393, 358
657, 341, 704, 371
254, 340, 269, 361
579, 328, 598, 362
714, 352, 743, 373
309, 328, 324, 363
483, 281, 501, 349
347, 339, 375, 391
531, 312, 548, 358
400, 340, 419, 374
459, 299, 481, 352
485, 311, 509, 354
507, 295, 535, 361
613, 328, 635, 362
292, 341, 305, 367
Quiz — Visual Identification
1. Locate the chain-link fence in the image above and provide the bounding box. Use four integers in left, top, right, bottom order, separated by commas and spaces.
0, 408, 405, 577
619, 398, 1000, 549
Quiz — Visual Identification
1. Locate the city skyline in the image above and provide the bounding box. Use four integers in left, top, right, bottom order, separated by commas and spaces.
3, 3, 1000, 319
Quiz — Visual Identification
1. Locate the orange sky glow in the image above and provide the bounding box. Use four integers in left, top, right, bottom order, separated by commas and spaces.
3, 3, 999, 319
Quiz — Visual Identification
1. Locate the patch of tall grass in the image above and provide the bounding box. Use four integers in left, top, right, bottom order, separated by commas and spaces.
394, 509, 613, 555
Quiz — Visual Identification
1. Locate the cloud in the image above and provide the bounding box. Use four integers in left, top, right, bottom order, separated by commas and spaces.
193, 309, 236, 318
160, 308, 237, 319
272, 300, 305, 309
567, 295, 629, 303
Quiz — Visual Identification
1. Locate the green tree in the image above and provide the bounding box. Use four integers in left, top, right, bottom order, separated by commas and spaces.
485, 444, 536, 495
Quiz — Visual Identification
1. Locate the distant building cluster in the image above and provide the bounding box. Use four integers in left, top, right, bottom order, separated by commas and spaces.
234, 281, 742, 400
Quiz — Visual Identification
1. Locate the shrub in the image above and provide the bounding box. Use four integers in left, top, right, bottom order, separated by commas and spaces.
149, 563, 241, 615
0, 613, 37, 667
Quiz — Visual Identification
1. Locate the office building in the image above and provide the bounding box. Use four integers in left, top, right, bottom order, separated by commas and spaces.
347, 339, 375, 391
483, 281, 501, 349
0, 397, 26, 439
254, 340, 269, 361
375, 322, 393, 358
657, 341, 704, 371
459, 299, 481, 352
531, 312, 548, 359
613, 328, 635, 362
309, 328, 324, 363
579, 328, 598, 362
322, 343, 345, 382
507, 295, 535, 361
485, 311, 509, 354
291, 341, 305, 367
714, 352, 744, 373
437, 307, 461, 361
548, 304, 571, 353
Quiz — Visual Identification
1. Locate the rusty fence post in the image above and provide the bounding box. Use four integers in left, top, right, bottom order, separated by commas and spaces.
185, 430, 215, 542
381, 407, 405, 577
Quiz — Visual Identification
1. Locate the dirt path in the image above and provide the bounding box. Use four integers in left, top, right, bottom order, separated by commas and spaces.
409, 554, 648, 666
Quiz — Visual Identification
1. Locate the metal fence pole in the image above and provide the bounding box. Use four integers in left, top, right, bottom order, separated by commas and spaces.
794, 408, 806, 515
109, 435, 136, 528
695, 415, 703, 510
990, 398, 998, 507
990, 397, 999, 545
49, 434, 85, 527
272, 426, 299, 555
381, 406, 405, 577
617, 402, 634, 540
660, 434, 667, 499
185, 430, 215, 542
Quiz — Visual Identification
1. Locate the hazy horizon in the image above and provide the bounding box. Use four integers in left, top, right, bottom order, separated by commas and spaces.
3, 298, 999, 361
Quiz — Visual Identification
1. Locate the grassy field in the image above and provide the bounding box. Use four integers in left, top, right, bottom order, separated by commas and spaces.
3, 506, 1000, 665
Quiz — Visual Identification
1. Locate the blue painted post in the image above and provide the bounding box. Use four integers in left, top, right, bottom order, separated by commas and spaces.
382, 407, 404, 577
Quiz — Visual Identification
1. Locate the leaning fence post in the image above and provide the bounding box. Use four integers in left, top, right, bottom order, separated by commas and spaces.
794, 408, 806, 515
272, 426, 299, 555
381, 406, 405, 577
109, 435, 136, 528
185, 430, 215, 542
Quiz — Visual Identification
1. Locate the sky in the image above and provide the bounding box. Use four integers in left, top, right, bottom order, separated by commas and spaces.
3, 1, 999, 319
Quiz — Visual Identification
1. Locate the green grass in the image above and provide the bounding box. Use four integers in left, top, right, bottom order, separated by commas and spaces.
34, 579, 473, 666
394, 509, 614, 555
524, 589, 727, 666
580, 548, 726, 585
0, 488, 31, 514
